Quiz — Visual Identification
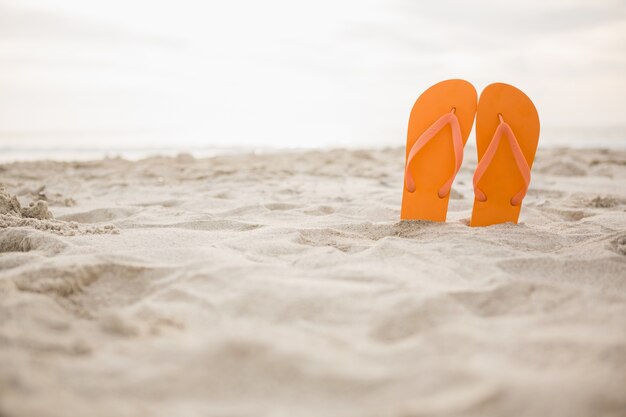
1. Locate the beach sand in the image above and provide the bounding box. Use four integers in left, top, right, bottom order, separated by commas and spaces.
1, 146, 625, 417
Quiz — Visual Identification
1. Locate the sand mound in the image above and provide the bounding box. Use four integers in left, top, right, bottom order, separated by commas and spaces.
0, 187, 53, 219
1, 186, 53, 220
0, 187, 119, 236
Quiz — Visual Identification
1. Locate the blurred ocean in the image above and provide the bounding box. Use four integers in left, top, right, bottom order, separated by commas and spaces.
0, 126, 624, 163
0, 0, 624, 160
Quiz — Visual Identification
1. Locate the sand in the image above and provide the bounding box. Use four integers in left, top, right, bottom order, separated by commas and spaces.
0, 146, 625, 417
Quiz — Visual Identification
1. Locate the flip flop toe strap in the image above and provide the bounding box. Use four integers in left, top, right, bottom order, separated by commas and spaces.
473, 114, 531, 206
404, 108, 464, 198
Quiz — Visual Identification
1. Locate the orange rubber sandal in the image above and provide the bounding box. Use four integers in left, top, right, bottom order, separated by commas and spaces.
470, 83, 540, 227
401, 79, 477, 221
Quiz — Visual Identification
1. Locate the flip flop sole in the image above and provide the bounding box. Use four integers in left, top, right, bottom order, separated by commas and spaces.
401, 79, 477, 221
470, 83, 540, 227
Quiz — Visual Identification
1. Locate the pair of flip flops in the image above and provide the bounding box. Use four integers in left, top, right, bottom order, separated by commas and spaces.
401, 79, 540, 227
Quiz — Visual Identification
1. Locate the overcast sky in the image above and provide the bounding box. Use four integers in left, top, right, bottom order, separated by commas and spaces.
0, 0, 624, 150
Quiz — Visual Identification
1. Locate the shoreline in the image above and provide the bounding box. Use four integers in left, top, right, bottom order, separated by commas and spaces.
1, 140, 626, 163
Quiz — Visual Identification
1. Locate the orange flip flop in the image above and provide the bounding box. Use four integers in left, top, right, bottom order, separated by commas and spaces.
401, 79, 477, 221
470, 83, 540, 227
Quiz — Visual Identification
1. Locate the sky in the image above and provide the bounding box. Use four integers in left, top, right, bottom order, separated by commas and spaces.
0, 0, 624, 154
